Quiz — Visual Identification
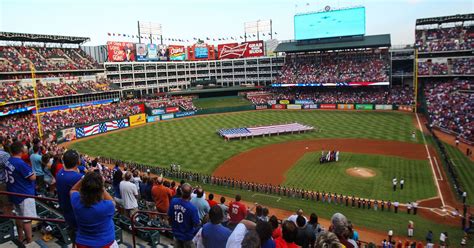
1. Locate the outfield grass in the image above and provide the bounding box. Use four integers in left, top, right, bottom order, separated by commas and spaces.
71, 110, 421, 174
284, 152, 437, 202
197, 183, 467, 245
443, 142, 474, 205
193, 96, 253, 109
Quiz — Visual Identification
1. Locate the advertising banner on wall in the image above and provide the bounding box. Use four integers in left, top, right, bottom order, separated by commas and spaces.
398, 105, 413, 112
151, 108, 165, 115
287, 104, 302, 110
217, 41, 265, 59
161, 113, 175, 120
375, 104, 393, 110
320, 104, 336, 109
295, 100, 314, 105
279, 100, 290, 105
303, 104, 318, 109
107, 41, 135, 62
75, 118, 129, 138
169, 45, 186, 61
272, 104, 286, 109
147, 44, 159, 61
355, 104, 373, 110
147, 115, 160, 123
267, 100, 277, 105
255, 105, 268, 110
136, 43, 147, 61
337, 104, 355, 110
165, 106, 179, 113
157, 44, 168, 61
57, 127, 76, 143
175, 111, 196, 118
129, 113, 146, 127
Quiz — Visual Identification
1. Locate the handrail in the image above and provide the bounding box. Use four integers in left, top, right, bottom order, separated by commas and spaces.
0, 191, 59, 202
0, 214, 65, 223
130, 209, 172, 248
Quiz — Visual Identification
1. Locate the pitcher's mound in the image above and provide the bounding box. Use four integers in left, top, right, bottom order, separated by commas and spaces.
346, 167, 376, 178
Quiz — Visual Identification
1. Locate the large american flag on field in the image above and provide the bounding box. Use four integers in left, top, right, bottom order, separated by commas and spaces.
76, 119, 129, 138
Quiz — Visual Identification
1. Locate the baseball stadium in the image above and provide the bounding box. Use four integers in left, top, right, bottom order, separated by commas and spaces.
0, 1, 473, 247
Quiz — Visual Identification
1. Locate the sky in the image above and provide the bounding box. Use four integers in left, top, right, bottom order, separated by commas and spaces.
0, 0, 472, 46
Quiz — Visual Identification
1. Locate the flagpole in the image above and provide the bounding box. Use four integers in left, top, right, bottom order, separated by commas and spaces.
30, 63, 43, 139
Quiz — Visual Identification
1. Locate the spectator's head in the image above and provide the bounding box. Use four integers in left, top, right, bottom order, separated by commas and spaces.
124, 171, 132, 181
63, 149, 80, 169
330, 213, 349, 237
309, 213, 318, 225
156, 176, 163, 185
32, 145, 40, 154
242, 230, 260, 248
208, 193, 214, 201
296, 209, 304, 216
256, 221, 273, 244
80, 171, 104, 207
181, 183, 192, 200
262, 208, 269, 217
269, 215, 279, 230
256, 205, 263, 217
296, 215, 306, 228
196, 188, 204, 198
315, 231, 342, 248
220, 196, 226, 204
114, 161, 121, 168
209, 205, 224, 224
9, 141, 25, 156
282, 220, 298, 243
235, 194, 241, 202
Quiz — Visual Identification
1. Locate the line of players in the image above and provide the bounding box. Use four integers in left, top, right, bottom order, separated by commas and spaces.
320, 150, 340, 163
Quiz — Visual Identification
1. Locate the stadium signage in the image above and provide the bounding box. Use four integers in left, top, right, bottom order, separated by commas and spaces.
175, 111, 196, 118
375, 104, 393, 110
147, 115, 160, 123
255, 105, 268, 110
107, 41, 135, 62
75, 118, 129, 139
33, 99, 116, 114
217, 41, 265, 59
287, 104, 302, 110
355, 104, 374, 110
337, 104, 354, 110
166, 106, 180, 113
161, 113, 175, 120
151, 108, 166, 115
295, 100, 314, 105
279, 100, 290, 105
398, 105, 413, 112
169, 45, 186, 61
271, 104, 286, 109
0, 106, 35, 117
303, 104, 318, 109
319, 104, 336, 109
129, 113, 147, 127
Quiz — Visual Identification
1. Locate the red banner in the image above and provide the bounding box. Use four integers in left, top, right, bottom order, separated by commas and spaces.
218, 41, 265, 59
271, 104, 286, 109
166, 106, 179, 113
168, 45, 186, 61
134, 104, 145, 113
107, 41, 135, 62
320, 104, 337, 109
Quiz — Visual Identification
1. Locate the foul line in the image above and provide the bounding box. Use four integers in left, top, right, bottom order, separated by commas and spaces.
415, 113, 445, 207
252, 193, 282, 202
433, 157, 443, 180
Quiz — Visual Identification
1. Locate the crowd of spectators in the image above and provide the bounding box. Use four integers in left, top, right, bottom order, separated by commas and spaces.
415, 25, 473, 52
0, 78, 113, 102
246, 86, 414, 105
424, 79, 473, 142
276, 51, 390, 85
0, 46, 100, 72
144, 96, 197, 111
418, 58, 472, 76
452, 58, 473, 75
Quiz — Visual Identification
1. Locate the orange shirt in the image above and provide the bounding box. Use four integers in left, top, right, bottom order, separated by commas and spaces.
151, 184, 173, 213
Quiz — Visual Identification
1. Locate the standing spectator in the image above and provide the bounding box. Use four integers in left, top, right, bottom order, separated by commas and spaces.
295, 215, 313, 248
191, 187, 210, 221
275, 220, 299, 248
56, 150, 83, 244
207, 193, 218, 207
400, 178, 404, 190
315, 231, 342, 247
408, 221, 414, 238
201, 205, 232, 248
287, 209, 307, 224
0, 136, 12, 214
30, 145, 44, 191
307, 213, 322, 242
228, 194, 247, 229
392, 177, 397, 191
112, 162, 123, 207
168, 183, 200, 248
226, 218, 257, 247
151, 176, 173, 213
219, 196, 229, 227
6, 141, 37, 244
120, 171, 139, 217
70, 171, 117, 247
257, 221, 276, 248
270, 215, 282, 240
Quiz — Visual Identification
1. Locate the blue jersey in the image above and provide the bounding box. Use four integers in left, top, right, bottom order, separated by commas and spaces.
77, 165, 86, 175
168, 198, 200, 241
201, 223, 232, 248
56, 169, 82, 227
71, 192, 115, 247
6, 157, 35, 204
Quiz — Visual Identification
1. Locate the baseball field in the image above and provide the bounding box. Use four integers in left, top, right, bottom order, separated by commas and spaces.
68, 108, 469, 243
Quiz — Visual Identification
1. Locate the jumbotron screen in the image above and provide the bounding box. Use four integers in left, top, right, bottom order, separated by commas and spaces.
294, 7, 366, 40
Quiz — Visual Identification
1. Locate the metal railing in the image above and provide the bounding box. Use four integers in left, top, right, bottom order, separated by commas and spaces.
130, 209, 172, 248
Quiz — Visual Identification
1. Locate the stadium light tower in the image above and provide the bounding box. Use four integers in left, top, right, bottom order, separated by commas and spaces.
244, 19, 272, 42
138, 21, 163, 44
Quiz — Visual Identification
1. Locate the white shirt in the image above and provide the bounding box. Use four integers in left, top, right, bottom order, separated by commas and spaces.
400, 180, 404, 185
394, 202, 399, 207
287, 214, 307, 224
439, 233, 446, 242
392, 178, 397, 185
120, 181, 138, 210
226, 223, 247, 248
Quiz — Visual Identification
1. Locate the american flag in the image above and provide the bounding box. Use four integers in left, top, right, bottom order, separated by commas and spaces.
75, 119, 129, 138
